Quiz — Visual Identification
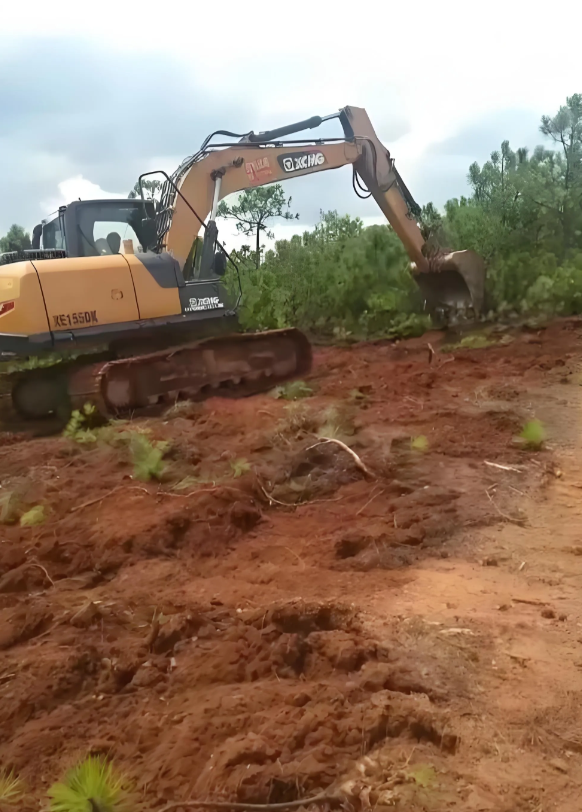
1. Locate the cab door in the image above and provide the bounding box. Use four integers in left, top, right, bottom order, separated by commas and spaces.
32, 255, 139, 336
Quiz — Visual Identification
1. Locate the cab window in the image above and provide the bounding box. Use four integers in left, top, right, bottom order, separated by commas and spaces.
75, 202, 152, 257
42, 216, 66, 250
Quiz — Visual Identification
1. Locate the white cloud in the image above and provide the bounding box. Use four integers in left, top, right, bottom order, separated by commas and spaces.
41, 175, 126, 219
2, 0, 579, 236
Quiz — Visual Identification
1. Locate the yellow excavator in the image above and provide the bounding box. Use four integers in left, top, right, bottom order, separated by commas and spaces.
0, 106, 485, 427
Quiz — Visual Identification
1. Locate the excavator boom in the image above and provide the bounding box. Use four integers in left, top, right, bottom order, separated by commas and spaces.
152, 106, 485, 313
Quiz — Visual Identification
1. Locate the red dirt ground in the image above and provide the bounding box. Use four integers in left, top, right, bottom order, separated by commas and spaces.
2, 319, 582, 811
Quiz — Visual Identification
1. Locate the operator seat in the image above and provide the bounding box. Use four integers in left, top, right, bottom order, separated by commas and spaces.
107, 232, 122, 255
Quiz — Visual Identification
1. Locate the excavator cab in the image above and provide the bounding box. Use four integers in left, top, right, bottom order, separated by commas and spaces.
34, 199, 158, 258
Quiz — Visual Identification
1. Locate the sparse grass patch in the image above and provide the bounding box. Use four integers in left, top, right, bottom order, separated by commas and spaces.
407, 764, 437, 788
277, 402, 321, 436
411, 435, 429, 452
442, 333, 497, 353
271, 380, 314, 400
129, 433, 171, 481
230, 458, 251, 478
48, 756, 135, 812
19, 505, 47, 527
0, 770, 24, 805
164, 400, 204, 420
316, 404, 356, 440
517, 419, 546, 450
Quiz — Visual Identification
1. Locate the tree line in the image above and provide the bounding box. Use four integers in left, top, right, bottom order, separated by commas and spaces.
228, 92, 582, 336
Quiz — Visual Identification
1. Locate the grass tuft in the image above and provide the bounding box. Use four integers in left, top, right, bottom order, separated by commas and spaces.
271, 380, 314, 401
48, 756, 134, 812
0, 770, 24, 805
411, 435, 429, 452
230, 458, 251, 478
19, 505, 47, 527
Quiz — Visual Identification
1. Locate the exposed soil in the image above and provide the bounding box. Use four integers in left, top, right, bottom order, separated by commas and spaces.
2, 319, 582, 810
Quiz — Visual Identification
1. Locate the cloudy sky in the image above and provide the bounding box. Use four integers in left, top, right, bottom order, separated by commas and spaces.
1, 2, 578, 248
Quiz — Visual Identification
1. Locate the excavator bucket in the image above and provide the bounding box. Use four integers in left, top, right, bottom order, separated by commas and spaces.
411, 250, 486, 316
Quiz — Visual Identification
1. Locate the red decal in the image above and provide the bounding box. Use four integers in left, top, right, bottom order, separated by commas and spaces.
245, 156, 272, 185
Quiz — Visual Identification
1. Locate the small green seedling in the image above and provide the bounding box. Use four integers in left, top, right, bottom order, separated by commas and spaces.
411, 435, 429, 452
407, 764, 437, 788
230, 458, 251, 478
63, 403, 98, 444
48, 756, 134, 812
271, 380, 314, 401
19, 505, 46, 527
442, 333, 496, 353
0, 770, 24, 805
129, 433, 170, 481
518, 419, 546, 450
0, 490, 21, 525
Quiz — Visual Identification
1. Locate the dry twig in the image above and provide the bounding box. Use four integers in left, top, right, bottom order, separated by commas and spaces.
512, 597, 548, 607
356, 487, 385, 516
70, 486, 148, 513
158, 794, 338, 812
29, 562, 55, 587
260, 486, 341, 509
486, 491, 525, 525
484, 461, 525, 473
307, 439, 375, 479
71, 484, 247, 513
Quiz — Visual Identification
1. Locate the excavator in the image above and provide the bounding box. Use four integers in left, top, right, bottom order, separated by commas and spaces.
0, 106, 485, 428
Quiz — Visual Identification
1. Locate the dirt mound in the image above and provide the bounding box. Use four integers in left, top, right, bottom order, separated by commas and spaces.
0, 318, 579, 808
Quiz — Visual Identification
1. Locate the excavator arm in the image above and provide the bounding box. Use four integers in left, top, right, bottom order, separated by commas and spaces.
152, 106, 485, 314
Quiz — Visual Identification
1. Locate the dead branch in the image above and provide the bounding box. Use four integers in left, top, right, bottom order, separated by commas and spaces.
512, 597, 548, 607
486, 491, 525, 525
307, 439, 375, 479
70, 486, 148, 513
356, 487, 385, 516
162, 486, 247, 499
29, 562, 55, 587
484, 461, 525, 473
71, 484, 247, 513
260, 486, 297, 508
158, 794, 339, 812
260, 486, 341, 509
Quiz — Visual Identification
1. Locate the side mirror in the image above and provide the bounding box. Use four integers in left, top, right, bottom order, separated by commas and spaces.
140, 219, 158, 252
213, 251, 227, 277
